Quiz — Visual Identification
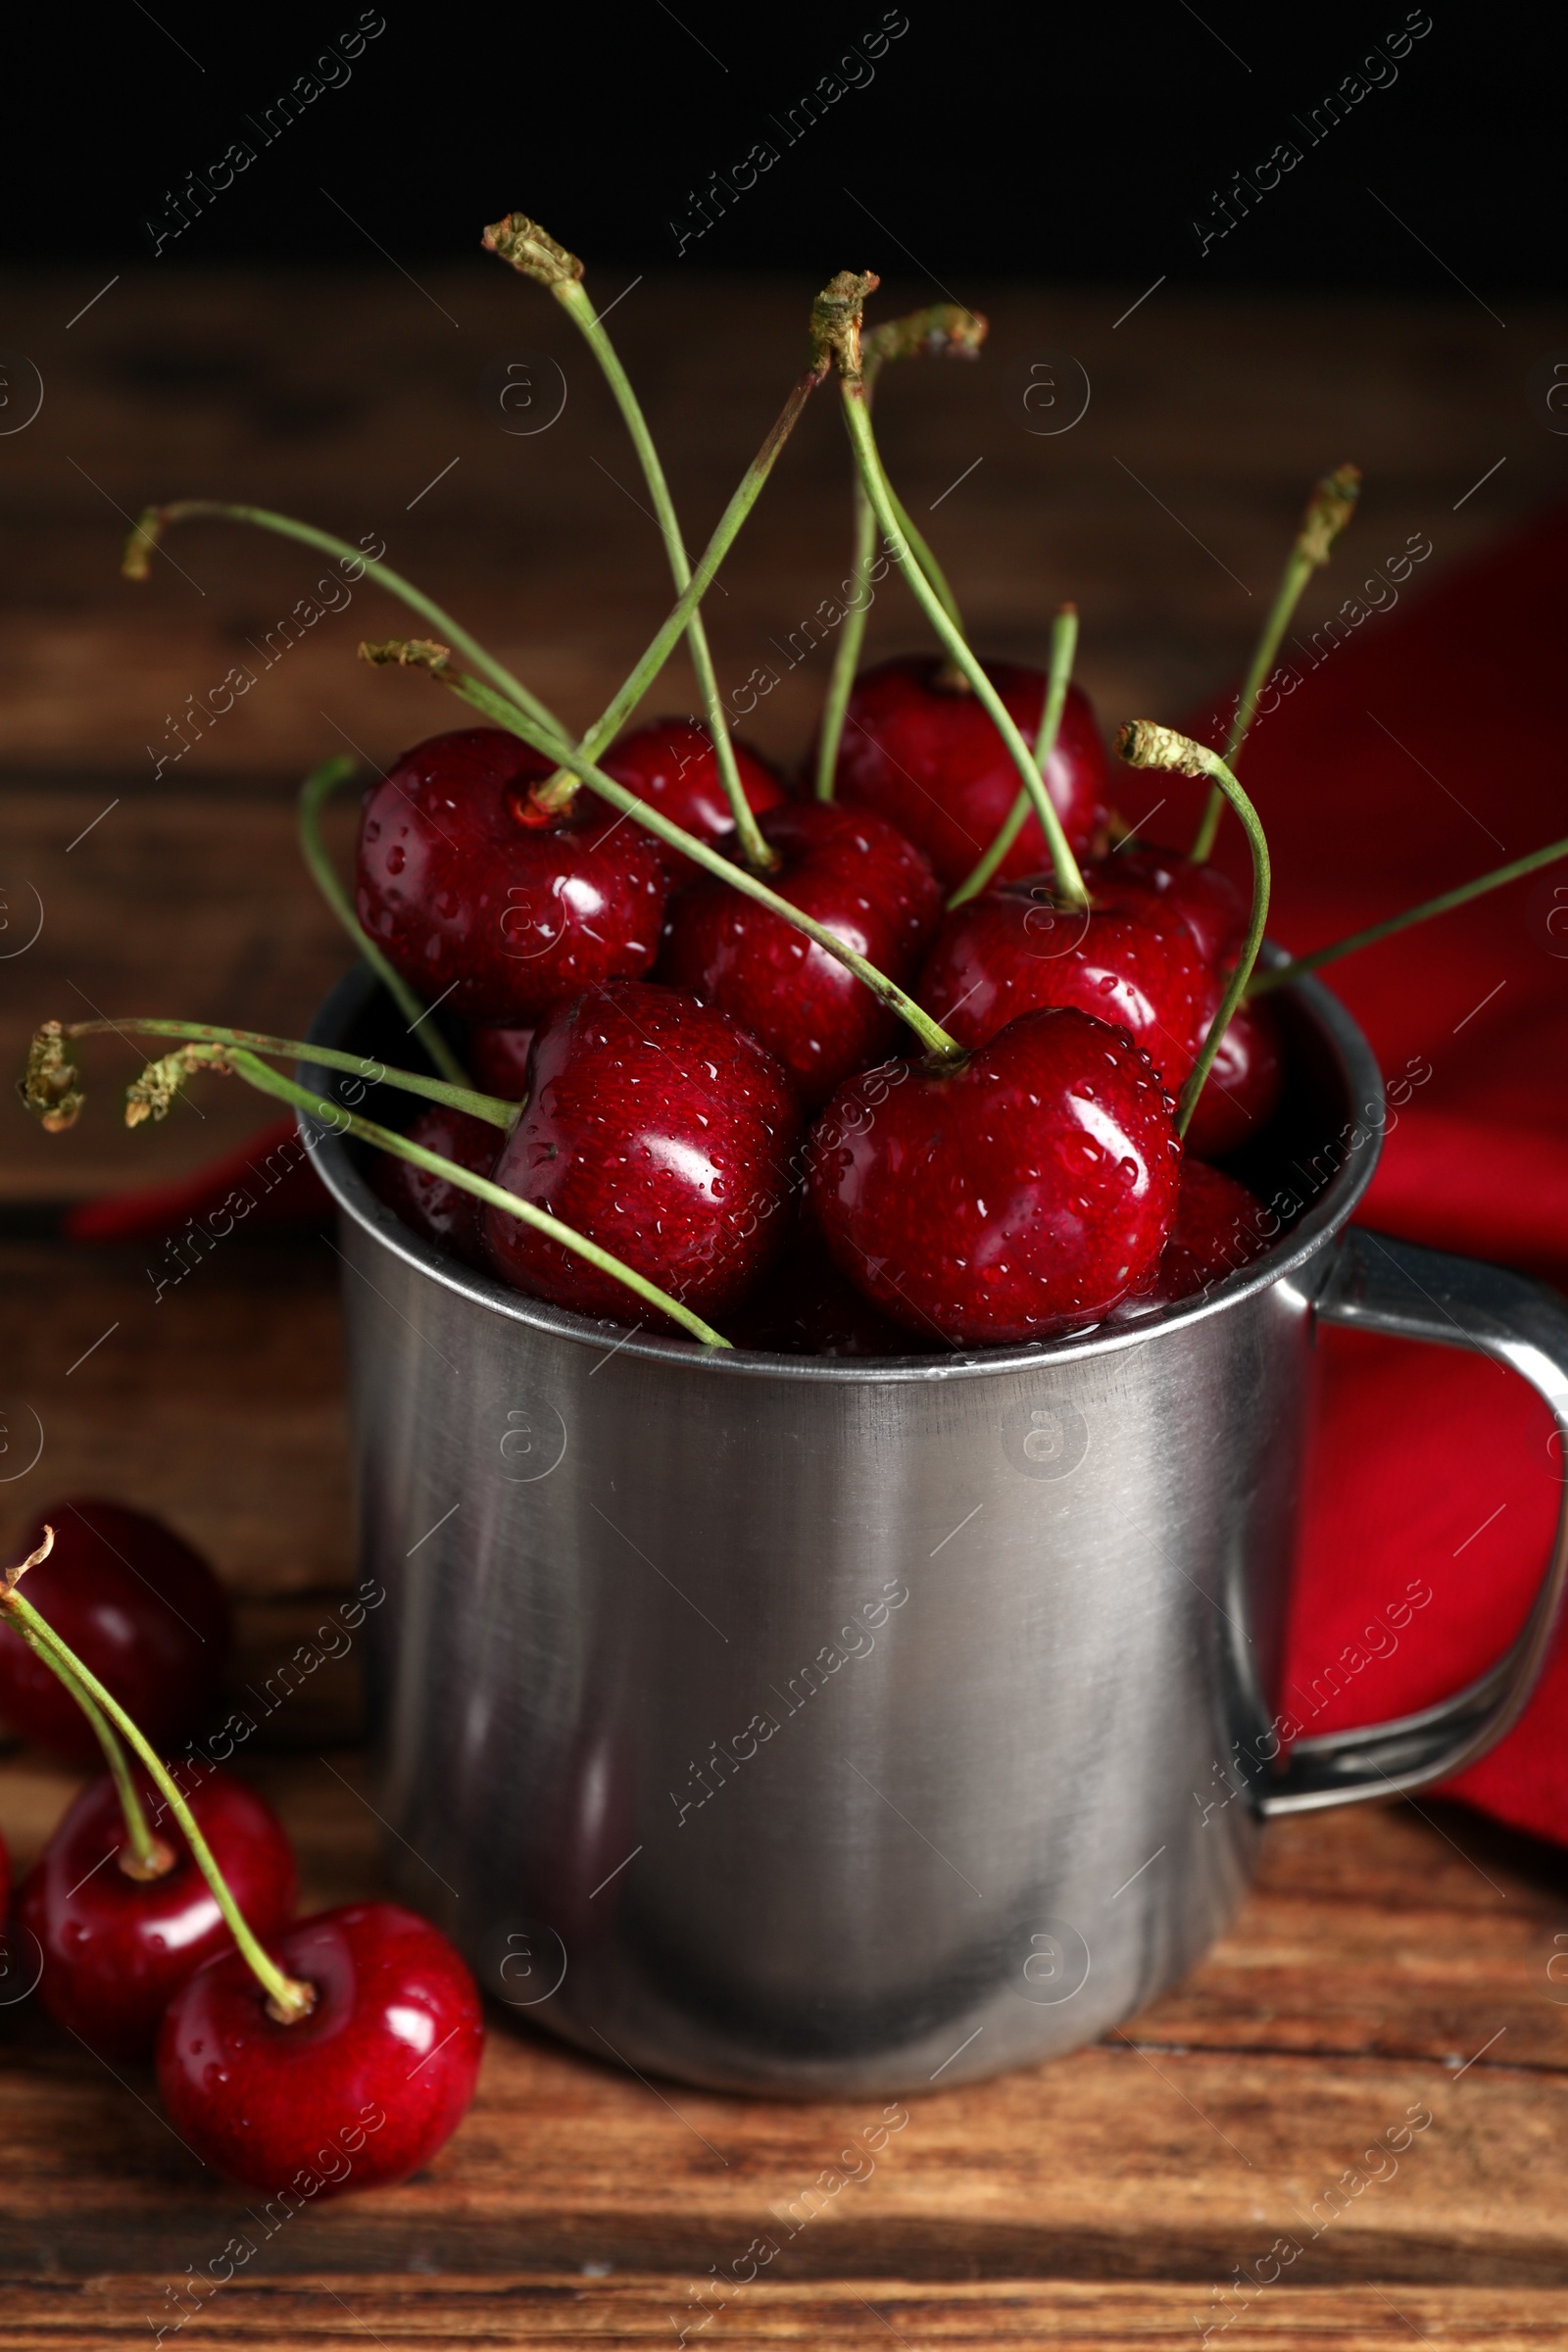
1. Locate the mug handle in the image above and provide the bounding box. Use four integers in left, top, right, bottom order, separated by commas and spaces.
1261, 1226, 1568, 1815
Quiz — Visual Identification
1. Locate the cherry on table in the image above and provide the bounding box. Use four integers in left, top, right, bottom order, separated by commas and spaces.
157, 1901, 483, 2194
807, 1005, 1181, 1346
372, 1103, 505, 1270
601, 717, 788, 885
915, 877, 1208, 1093
0, 1502, 230, 1766
482, 980, 801, 1328
19, 1765, 296, 2059
660, 801, 942, 1104
827, 656, 1111, 891
356, 728, 667, 1026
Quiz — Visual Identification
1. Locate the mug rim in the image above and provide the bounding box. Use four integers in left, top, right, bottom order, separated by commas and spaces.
302, 961, 1385, 1386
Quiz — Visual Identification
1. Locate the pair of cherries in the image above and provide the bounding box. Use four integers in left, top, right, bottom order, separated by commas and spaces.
0, 1503, 482, 2195
363, 654, 1274, 1348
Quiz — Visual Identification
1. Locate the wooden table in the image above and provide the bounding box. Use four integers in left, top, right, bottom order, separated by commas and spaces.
3, 267, 1567, 2346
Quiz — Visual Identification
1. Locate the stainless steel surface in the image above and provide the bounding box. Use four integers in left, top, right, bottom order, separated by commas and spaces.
304, 972, 1568, 2095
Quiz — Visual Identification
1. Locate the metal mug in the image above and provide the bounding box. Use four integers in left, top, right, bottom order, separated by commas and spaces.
304, 965, 1568, 2095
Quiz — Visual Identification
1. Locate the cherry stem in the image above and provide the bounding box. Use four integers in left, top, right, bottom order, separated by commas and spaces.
2, 1544, 171, 1877
814, 305, 988, 801
297, 757, 471, 1090
948, 605, 1080, 906
219, 1050, 734, 1348
1189, 464, 1360, 862
481, 215, 773, 873
1249, 831, 1568, 998
121, 502, 562, 741
837, 384, 1089, 907
1115, 724, 1271, 1138
24, 1019, 517, 1134
368, 649, 963, 1063
528, 370, 821, 816
0, 1558, 313, 2021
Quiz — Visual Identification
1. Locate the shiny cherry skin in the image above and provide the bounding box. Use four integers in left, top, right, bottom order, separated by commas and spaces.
1113, 1160, 1270, 1320
19, 1766, 296, 2059
1089, 846, 1248, 969
357, 729, 667, 1025
372, 1105, 504, 1270
915, 879, 1208, 1093
483, 981, 800, 1327
0, 1502, 230, 1766
601, 718, 789, 885
466, 1023, 535, 1100
808, 1006, 1181, 1345
660, 802, 943, 1104
828, 656, 1110, 890
157, 1902, 483, 2195
1183, 985, 1285, 1158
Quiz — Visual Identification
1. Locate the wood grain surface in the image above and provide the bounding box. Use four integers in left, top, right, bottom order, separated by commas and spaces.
3, 270, 1568, 2346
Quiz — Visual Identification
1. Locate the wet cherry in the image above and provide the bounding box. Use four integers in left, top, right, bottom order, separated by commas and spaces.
483, 980, 800, 1327
1088, 845, 1248, 969
1183, 986, 1285, 1158
19, 1766, 296, 2059
372, 1104, 504, 1270
356, 728, 667, 1025
828, 656, 1111, 890
660, 801, 942, 1103
601, 717, 788, 885
807, 1006, 1181, 1345
1113, 1160, 1270, 1319
157, 1901, 483, 2194
0, 1502, 230, 1766
466, 1024, 535, 1100
914, 878, 1208, 1093
728, 1214, 916, 1356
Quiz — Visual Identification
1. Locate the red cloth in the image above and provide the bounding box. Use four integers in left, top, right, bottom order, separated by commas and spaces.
63, 1115, 330, 1243
1186, 502, 1568, 1844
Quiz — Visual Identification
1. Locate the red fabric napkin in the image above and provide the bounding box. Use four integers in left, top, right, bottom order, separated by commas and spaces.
1189, 501, 1568, 1845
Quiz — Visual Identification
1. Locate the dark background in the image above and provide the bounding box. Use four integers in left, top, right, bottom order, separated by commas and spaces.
2, 3, 1552, 292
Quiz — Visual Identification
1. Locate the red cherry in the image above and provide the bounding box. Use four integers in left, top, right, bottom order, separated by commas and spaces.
1088, 846, 1248, 969
372, 1103, 503, 1269
157, 1901, 483, 2194
915, 879, 1208, 1093
829, 656, 1110, 890
356, 729, 667, 1025
466, 1023, 535, 1099
483, 980, 801, 1326
660, 802, 942, 1104
18, 1766, 296, 2059
600, 717, 789, 884
728, 1216, 915, 1356
0, 1503, 230, 1766
1182, 987, 1285, 1158
807, 1007, 1181, 1345
1113, 1160, 1270, 1319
